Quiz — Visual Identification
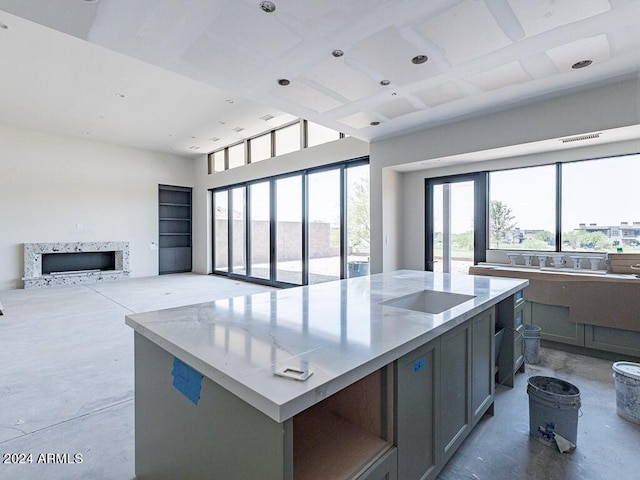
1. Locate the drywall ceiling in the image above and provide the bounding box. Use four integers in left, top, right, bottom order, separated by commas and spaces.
1, 0, 640, 157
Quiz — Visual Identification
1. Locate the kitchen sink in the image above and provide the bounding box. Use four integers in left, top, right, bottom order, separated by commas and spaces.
380, 289, 476, 314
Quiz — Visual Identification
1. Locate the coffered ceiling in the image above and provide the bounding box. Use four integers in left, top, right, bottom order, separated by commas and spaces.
1, 0, 639, 157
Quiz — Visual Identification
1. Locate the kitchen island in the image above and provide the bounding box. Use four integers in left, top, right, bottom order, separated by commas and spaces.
126, 270, 528, 480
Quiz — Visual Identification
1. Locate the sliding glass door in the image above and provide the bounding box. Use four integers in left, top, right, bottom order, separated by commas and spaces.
211, 159, 369, 287
426, 174, 486, 273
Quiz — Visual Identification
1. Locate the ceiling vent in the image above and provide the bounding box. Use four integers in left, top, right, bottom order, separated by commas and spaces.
232, 127, 244, 133
260, 114, 274, 121
560, 133, 601, 143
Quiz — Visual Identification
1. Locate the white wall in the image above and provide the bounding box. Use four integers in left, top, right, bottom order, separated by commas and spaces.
370, 76, 640, 273
0, 124, 194, 290
191, 137, 369, 274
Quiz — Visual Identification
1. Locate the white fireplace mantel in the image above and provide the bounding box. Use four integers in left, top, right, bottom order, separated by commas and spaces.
23, 241, 130, 289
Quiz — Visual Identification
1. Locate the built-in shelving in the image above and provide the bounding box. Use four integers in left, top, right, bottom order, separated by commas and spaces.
158, 185, 192, 274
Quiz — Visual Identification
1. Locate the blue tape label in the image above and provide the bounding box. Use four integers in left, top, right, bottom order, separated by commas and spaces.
172, 357, 203, 405
413, 357, 426, 373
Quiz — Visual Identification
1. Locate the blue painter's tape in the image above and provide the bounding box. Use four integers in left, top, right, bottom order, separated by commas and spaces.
413, 357, 426, 373
172, 357, 203, 405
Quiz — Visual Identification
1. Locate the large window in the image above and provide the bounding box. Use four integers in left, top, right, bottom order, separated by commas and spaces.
211, 159, 369, 287
346, 164, 370, 277
482, 153, 640, 254
489, 165, 556, 250
230, 187, 246, 275
276, 175, 303, 285
213, 191, 229, 272
249, 181, 270, 280
308, 169, 341, 284
562, 155, 640, 252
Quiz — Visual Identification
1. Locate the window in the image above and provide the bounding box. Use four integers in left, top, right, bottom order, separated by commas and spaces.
308, 169, 341, 284
250, 134, 271, 163
275, 123, 301, 156
346, 164, 370, 277
211, 159, 369, 287
307, 122, 340, 148
230, 187, 246, 274
562, 155, 640, 252
209, 151, 225, 173
276, 175, 303, 285
249, 181, 270, 280
228, 143, 245, 169
489, 165, 556, 250
213, 191, 229, 271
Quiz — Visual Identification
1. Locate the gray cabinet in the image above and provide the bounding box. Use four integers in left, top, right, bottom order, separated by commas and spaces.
396, 339, 439, 480
528, 301, 640, 358
159, 185, 192, 274
529, 302, 584, 346
396, 307, 495, 480
585, 325, 640, 357
496, 290, 526, 387
135, 333, 395, 480
472, 309, 495, 423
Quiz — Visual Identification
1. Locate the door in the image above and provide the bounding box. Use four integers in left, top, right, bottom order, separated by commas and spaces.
426, 174, 486, 273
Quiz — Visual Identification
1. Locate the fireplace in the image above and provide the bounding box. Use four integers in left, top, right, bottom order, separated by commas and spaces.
23, 242, 130, 288
42, 252, 117, 275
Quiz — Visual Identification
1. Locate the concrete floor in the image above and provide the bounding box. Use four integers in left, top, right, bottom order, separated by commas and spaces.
0, 273, 638, 480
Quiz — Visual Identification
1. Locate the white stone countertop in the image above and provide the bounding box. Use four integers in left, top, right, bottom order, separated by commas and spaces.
125, 270, 528, 422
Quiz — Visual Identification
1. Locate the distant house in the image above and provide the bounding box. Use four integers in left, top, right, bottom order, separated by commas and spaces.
577, 222, 640, 246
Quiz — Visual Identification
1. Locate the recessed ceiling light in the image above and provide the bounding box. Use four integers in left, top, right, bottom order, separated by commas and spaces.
225, 99, 234, 104
332, 49, 344, 58
115, 93, 125, 98
411, 55, 428, 65
209, 137, 221, 142
260, 1, 276, 13
189, 146, 201, 150
260, 114, 275, 121
370, 121, 381, 126
572, 59, 593, 69
380, 79, 390, 86
0, 22, 9, 30
232, 127, 244, 133
277, 78, 290, 86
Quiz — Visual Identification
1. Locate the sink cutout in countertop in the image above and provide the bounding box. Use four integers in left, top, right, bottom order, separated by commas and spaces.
380, 289, 476, 314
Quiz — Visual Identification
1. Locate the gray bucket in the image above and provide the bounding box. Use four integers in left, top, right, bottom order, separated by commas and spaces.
523, 324, 541, 364
612, 362, 640, 424
527, 376, 581, 446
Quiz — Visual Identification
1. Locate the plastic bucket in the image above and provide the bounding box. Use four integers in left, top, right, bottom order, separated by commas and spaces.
347, 261, 369, 278
523, 324, 541, 364
527, 376, 581, 446
612, 362, 640, 424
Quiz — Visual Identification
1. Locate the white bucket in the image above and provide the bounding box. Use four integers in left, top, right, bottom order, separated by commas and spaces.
612, 362, 640, 424
523, 324, 541, 364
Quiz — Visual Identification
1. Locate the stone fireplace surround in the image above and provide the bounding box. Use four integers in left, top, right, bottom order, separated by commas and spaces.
23, 241, 130, 289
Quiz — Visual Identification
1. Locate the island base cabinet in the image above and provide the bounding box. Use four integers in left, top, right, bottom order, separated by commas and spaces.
134, 334, 287, 480
396, 308, 495, 480
134, 333, 395, 480
396, 340, 439, 480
